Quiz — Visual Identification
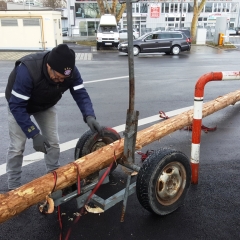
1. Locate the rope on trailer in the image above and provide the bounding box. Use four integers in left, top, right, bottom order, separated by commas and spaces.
38, 171, 58, 215
183, 124, 217, 133
159, 110, 169, 119
159, 109, 217, 133
137, 150, 154, 162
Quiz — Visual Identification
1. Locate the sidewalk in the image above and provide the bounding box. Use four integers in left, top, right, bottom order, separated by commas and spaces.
0, 51, 93, 61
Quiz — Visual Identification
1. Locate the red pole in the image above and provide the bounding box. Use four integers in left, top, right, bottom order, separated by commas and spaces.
191, 72, 223, 184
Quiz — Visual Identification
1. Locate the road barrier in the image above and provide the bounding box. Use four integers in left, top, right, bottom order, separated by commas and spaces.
191, 71, 240, 184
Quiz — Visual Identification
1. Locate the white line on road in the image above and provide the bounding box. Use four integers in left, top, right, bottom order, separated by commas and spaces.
0, 106, 193, 176
0, 76, 129, 98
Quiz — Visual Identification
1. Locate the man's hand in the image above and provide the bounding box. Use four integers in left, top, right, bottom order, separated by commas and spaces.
86, 116, 102, 135
32, 134, 50, 154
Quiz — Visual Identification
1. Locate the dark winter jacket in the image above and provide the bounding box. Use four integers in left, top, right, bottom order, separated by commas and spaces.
5, 52, 95, 138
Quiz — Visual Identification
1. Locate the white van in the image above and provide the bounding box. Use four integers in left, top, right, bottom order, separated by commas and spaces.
96, 14, 119, 50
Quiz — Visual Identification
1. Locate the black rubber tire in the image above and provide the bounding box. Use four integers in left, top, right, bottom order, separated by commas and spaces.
136, 148, 191, 215
74, 130, 93, 160
74, 127, 121, 172
96, 43, 100, 50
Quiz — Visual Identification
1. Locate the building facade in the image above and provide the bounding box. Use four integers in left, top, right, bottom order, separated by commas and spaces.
67, 0, 240, 37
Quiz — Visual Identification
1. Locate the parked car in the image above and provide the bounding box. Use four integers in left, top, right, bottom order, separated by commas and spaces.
118, 31, 191, 56
119, 28, 140, 39
173, 28, 191, 39
62, 27, 68, 36
227, 28, 237, 36
235, 27, 240, 35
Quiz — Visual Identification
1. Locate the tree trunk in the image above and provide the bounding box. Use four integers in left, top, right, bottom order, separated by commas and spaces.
116, 4, 126, 23
191, 0, 207, 41
96, 0, 105, 16
0, 90, 240, 223
111, 0, 117, 15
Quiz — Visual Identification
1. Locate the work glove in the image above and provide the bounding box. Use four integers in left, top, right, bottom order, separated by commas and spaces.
32, 133, 50, 154
86, 116, 102, 135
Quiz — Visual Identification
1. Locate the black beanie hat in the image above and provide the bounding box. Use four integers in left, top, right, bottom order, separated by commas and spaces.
47, 44, 75, 77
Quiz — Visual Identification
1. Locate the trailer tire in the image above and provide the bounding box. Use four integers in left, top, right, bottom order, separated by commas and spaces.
136, 148, 191, 215
74, 127, 121, 172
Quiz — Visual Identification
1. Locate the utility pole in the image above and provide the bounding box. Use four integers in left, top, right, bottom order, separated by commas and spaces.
67, 0, 71, 37
179, 0, 183, 28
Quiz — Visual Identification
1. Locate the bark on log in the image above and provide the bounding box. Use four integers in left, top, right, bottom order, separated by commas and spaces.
0, 90, 240, 223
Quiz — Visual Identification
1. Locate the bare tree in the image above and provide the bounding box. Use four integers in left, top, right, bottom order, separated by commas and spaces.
191, 0, 207, 40
96, 0, 126, 23
42, 0, 63, 9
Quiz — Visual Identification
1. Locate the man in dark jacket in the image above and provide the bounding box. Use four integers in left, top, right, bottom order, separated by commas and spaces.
5, 44, 101, 190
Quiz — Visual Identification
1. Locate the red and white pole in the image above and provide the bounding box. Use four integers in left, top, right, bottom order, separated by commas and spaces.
191, 71, 240, 184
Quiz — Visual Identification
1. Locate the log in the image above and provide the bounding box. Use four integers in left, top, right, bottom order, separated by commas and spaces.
0, 89, 240, 223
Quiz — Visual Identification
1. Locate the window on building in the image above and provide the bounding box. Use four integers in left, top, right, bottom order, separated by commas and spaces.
205, 3, 212, 12
75, 3, 99, 18
231, 3, 237, 12
222, 3, 230, 12
23, 18, 40, 26
198, 17, 202, 21
136, 3, 139, 13
140, 3, 148, 13
179, 3, 187, 13
213, 3, 222, 12
170, 3, 178, 13
1, 19, 18, 26
187, 3, 194, 12
165, 3, 169, 13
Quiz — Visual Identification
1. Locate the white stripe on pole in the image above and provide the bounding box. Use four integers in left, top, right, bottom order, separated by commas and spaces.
191, 143, 200, 164
222, 71, 240, 80
193, 100, 203, 119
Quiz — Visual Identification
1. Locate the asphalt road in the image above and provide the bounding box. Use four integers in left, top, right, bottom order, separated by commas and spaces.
0, 45, 240, 240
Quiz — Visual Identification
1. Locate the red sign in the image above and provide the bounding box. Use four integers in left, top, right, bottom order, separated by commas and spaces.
150, 7, 160, 18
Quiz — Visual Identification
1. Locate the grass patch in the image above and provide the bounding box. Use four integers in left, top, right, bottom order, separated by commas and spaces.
206, 41, 236, 49
76, 40, 96, 47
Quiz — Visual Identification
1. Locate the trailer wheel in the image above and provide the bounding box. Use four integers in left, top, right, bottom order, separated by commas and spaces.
136, 148, 191, 215
74, 127, 121, 172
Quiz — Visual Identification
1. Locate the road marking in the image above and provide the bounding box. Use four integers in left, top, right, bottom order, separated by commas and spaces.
0, 76, 129, 98
0, 106, 193, 176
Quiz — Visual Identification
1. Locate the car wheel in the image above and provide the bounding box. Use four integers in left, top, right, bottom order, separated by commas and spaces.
171, 45, 181, 55
133, 46, 140, 56
136, 148, 191, 215
96, 43, 100, 50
